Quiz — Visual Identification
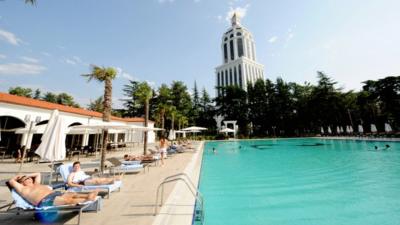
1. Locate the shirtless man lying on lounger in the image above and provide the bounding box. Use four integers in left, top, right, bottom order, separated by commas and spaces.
67, 161, 122, 188
123, 154, 155, 161
8, 173, 98, 207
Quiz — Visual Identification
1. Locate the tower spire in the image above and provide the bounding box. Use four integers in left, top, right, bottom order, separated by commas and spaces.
231, 12, 240, 26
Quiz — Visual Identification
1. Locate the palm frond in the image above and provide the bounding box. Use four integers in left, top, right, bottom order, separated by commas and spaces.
25, 0, 36, 5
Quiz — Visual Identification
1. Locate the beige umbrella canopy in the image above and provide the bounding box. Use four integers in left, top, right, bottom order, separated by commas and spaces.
219, 128, 235, 133
182, 126, 207, 131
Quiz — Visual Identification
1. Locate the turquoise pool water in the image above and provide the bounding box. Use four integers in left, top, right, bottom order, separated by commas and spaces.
199, 138, 400, 225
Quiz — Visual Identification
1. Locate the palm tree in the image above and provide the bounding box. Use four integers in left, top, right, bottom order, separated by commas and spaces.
155, 103, 169, 130
82, 65, 116, 172
135, 82, 153, 155
176, 112, 188, 130
167, 106, 177, 137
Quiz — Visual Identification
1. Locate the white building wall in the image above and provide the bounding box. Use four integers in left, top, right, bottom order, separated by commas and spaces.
215, 17, 265, 94
0, 102, 156, 149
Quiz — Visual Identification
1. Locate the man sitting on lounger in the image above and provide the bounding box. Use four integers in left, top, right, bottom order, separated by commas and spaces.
67, 161, 121, 188
8, 172, 98, 207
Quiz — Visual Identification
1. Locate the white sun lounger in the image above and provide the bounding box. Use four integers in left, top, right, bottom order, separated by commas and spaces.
1, 184, 101, 225
58, 163, 122, 198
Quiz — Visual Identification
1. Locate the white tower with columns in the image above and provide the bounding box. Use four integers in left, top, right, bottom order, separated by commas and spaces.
215, 13, 265, 96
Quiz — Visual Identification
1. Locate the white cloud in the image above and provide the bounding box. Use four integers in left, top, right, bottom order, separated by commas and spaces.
64, 59, 76, 65
63, 56, 87, 66
121, 72, 134, 80
268, 36, 278, 43
283, 28, 295, 48
158, 0, 175, 3
72, 56, 82, 63
41, 52, 51, 57
145, 80, 156, 87
0, 63, 46, 75
115, 66, 136, 81
0, 54, 6, 59
0, 28, 22, 46
20, 56, 39, 63
225, 4, 250, 23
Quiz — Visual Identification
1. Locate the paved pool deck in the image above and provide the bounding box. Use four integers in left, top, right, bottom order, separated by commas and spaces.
0, 141, 204, 225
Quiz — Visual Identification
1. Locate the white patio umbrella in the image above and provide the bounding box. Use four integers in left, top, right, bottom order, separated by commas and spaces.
72, 122, 129, 130
220, 127, 235, 135
182, 126, 207, 131
34, 110, 68, 183
327, 126, 332, 134
349, 126, 354, 133
168, 130, 176, 140
358, 125, 364, 133
320, 127, 324, 134
384, 123, 392, 133
336, 126, 341, 134
175, 130, 187, 138
370, 124, 377, 133
128, 124, 163, 131
182, 126, 206, 139
220, 127, 235, 133
346, 126, 351, 134
340, 126, 344, 133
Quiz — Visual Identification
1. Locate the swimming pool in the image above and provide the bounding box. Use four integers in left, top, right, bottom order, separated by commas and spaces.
199, 138, 400, 225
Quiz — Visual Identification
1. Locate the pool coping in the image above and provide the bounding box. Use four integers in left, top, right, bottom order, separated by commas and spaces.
151, 141, 204, 225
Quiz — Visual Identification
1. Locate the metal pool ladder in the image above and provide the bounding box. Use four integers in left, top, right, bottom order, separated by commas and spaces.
154, 173, 204, 224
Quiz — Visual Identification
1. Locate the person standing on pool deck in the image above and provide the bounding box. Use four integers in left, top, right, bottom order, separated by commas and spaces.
159, 135, 168, 165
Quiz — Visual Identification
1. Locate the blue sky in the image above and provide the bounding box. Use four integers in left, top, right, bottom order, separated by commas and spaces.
0, 0, 399, 108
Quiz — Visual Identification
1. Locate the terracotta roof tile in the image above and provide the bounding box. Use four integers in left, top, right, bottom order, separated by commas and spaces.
0, 92, 149, 123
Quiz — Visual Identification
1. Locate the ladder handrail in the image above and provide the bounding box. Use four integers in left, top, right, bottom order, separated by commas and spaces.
154, 173, 204, 224
159, 173, 204, 213
162, 173, 203, 200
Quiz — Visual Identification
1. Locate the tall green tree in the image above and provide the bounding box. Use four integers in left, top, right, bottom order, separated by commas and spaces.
88, 96, 104, 112
122, 80, 143, 117
153, 84, 171, 129
42, 92, 58, 103
167, 105, 177, 131
170, 81, 192, 119
9, 86, 32, 98
57, 93, 80, 107
190, 81, 201, 125
198, 88, 215, 131
135, 82, 153, 155
361, 76, 400, 130
308, 72, 343, 130
82, 65, 117, 172
215, 86, 248, 135
33, 89, 41, 99
247, 79, 268, 136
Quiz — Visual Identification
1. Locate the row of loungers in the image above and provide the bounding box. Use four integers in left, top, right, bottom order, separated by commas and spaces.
0, 143, 195, 224
0, 157, 151, 225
